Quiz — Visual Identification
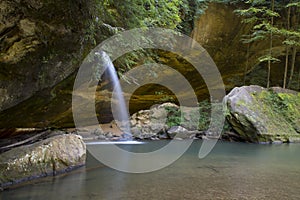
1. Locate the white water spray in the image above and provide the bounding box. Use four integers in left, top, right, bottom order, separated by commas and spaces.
98, 51, 132, 139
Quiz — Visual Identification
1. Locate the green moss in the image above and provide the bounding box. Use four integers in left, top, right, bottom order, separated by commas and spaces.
236, 99, 246, 107
258, 91, 299, 129
248, 89, 300, 140
277, 93, 300, 131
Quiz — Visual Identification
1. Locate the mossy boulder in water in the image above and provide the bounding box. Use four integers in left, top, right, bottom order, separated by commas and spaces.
224, 85, 300, 143
0, 133, 86, 188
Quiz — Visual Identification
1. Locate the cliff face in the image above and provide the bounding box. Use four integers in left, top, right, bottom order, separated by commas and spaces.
192, 3, 299, 88
192, 3, 248, 89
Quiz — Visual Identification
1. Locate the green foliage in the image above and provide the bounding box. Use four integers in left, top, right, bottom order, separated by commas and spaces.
154, 91, 176, 104
166, 100, 211, 130
97, 0, 212, 35
164, 99, 232, 132
164, 100, 211, 130
197, 100, 231, 132
235, 0, 300, 88
178, 0, 209, 34
241, 31, 265, 44
286, 2, 300, 8
165, 106, 182, 128
197, 100, 211, 130
258, 54, 280, 63
98, 0, 184, 29
91, 0, 207, 74
235, 6, 279, 19
279, 27, 300, 47
234, 0, 280, 44
234, 0, 280, 88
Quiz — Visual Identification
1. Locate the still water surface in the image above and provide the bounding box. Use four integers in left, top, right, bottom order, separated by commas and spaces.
2, 141, 300, 200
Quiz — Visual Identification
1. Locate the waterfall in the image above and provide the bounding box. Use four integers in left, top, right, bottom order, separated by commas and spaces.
99, 51, 132, 139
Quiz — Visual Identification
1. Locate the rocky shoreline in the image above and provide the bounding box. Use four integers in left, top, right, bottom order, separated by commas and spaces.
83, 86, 300, 144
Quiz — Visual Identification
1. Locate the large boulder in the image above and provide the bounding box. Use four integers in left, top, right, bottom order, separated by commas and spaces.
0, 133, 86, 188
224, 85, 300, 143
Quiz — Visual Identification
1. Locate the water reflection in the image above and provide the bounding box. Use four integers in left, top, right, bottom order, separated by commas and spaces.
2, 141, 300, 200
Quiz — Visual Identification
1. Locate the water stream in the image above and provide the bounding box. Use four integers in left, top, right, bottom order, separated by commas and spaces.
101, 51, 131, 137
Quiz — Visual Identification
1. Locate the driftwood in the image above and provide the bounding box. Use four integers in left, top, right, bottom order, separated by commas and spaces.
0, 128, 46, 139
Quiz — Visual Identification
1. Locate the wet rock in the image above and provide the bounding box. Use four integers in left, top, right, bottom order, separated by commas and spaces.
167, 126, 197, 139
167, 126, 188, 139
272, 141, 283, 145
131, 127, 142, 138
105, 132, 113, 138
194, 131, 206, 139
0, 133, 86, 188
157, 132, 169, 139
111, 136, 121, 141
121, 133, 133, 140
221, 131, 245, 142
91, 128, 105, 136
96, 134, 106, 140
288, 137, 300, 143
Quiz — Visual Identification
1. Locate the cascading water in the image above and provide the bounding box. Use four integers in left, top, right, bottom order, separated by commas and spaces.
98, 51, 132, 140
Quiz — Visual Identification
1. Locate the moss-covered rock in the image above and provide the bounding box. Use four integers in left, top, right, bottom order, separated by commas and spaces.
0, 133, 86, 188
224, 85, 300, 143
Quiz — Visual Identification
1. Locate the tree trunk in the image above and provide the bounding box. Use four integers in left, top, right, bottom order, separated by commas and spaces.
298, 67, 300, 90
288, 7, 299, 88
283, 47, 289, 89
287, 46, 297, 88
244, 43, 250, 85
283, 6, 291, 89
267, 0, 275, 89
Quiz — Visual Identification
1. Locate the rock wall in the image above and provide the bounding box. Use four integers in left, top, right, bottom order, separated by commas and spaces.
0, 0, 95, 111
